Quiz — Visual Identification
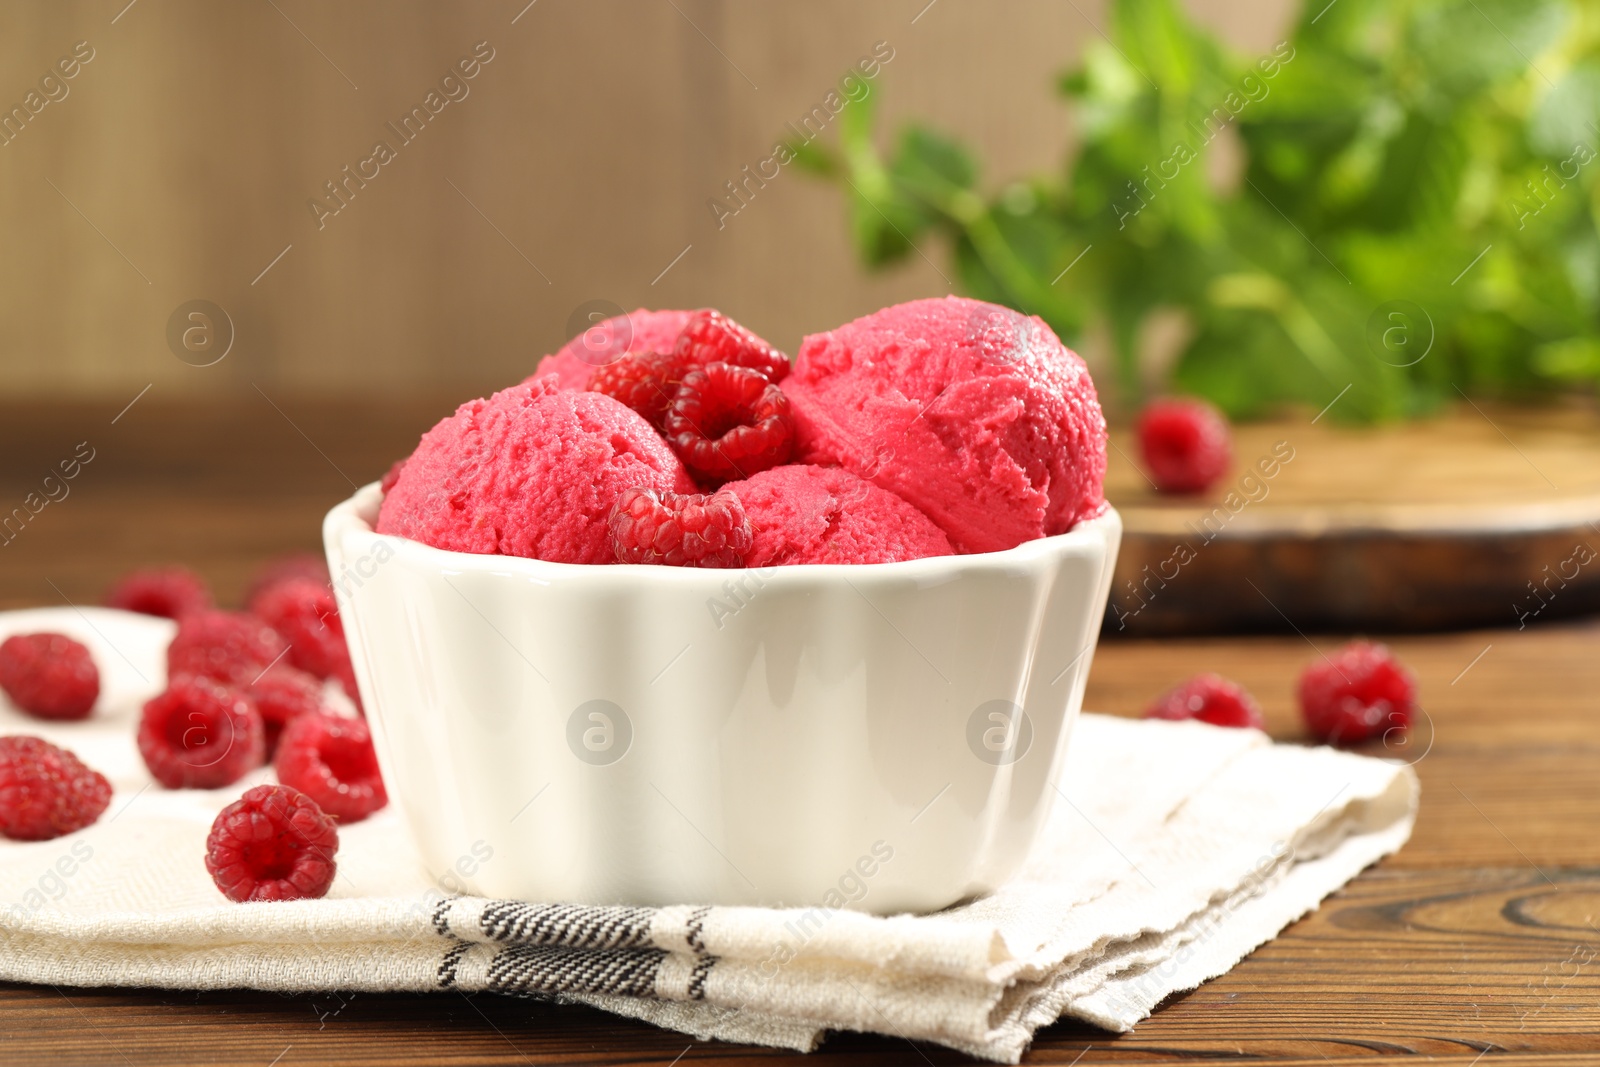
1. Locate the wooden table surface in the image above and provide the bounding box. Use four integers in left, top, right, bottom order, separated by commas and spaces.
1107, 402, 1600, 634
0, 397, 1597, 1065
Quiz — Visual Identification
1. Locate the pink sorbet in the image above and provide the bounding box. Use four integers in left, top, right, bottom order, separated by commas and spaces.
377, 382, 696, 564
529, 308, 696, 391
725, 464, 954, 567
783, 297, 1106, 554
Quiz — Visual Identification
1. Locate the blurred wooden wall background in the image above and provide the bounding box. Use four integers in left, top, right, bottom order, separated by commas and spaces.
0, 0, 1289, 404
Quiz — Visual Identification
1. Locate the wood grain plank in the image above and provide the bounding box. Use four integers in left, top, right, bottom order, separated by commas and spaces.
1106, 406, 1600, 515
1106, 406, 1600, 633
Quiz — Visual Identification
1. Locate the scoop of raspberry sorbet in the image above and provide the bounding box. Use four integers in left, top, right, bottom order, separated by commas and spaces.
724, 464, 954, 566
783, 297, 1107, 554
378, 382, 696, 565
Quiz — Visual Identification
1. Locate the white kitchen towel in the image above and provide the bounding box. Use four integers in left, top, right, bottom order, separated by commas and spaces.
0, 607, 1418, 1063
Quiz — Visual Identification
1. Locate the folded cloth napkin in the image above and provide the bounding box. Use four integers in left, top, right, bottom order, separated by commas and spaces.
0, 608, 1418, 1062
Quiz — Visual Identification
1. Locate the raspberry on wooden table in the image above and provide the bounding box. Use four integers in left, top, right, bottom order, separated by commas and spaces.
1145, 673, 1265, 730
673, 308, 790, 382
274, 713, 387, 823
0, 735, 112, 841
609, 486, 753, 568
247, 665, 328, 755
167, 610, 289, 686
0, 633, 100, 721
1136, 397, 1232, 494
663, 362, 795, 484
1298, 640, 1416, 745
250, 578, 350, 681
588, 349, 687, 427
104, 565, 213, 620
205, 784, 339, 902
138, 676, 265, 789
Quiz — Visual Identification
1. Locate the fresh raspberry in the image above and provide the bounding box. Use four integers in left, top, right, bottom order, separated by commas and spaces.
104, 566, 213, 620
0, 633, 100, 721
138, 676, 265, 789
249, 579, 350, 682
663, 363, 795, 483
245, 554, 331, 607
379, 459, 406, 496
0, 736, 112, 841
205, 784, 339, 902
167, 610, 289, 686
247, 665, 327, 755
588, 349, 687, 427
609, 486, 753, 567
274, 713, 387, 823
1298, 641, 1416, 745
673, 309, 790, 382
1136, 398, 1232, 494
1145, 673, 1264, 730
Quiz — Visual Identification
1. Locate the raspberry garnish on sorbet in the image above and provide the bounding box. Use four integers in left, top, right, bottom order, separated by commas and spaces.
528, 308, 696, 392
664, 362, 795, 483
138, 676, 265, 789
1145, 673, 1264, 730
590, 310, 790, 428
0, 735, 112, 841
104, 565, 213, 620
274, 713, 387, 823
0, 633, 100, 721
205, 784, 339, 902
1298, 640, 1416, 745
673, 308, 790, 383
589, 349, 687, 427
1136, 397, 1232, 494
609, 486, 754, 567
167, 610, 289, 686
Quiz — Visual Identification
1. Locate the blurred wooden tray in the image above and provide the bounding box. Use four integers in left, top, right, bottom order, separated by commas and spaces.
1105, 403, 1600, 634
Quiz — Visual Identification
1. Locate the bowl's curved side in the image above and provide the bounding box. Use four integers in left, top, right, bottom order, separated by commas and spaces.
326, 485, 1120, 913
971, 506, 1122, 893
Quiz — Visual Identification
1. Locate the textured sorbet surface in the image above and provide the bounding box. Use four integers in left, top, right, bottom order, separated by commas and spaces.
725, 464, 955, 567
528, 308, 695, 391
376, 383, 695, 564
783, 296, 1107, 554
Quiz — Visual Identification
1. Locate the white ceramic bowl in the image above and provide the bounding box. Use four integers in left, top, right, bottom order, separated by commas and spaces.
325, 483, 1120, 914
